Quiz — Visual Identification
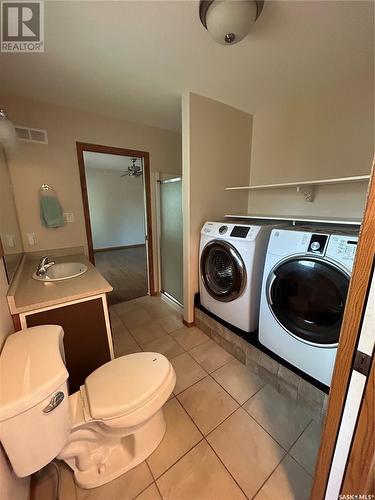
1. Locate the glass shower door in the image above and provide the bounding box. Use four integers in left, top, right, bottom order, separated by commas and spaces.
159, 177, 183, 305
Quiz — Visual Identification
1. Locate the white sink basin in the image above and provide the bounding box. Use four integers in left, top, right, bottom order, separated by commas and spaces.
32, 262, 88, 282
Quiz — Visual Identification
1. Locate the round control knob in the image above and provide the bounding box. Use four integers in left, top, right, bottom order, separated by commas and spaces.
219, 225, 228, 235
310, 241, 320, 251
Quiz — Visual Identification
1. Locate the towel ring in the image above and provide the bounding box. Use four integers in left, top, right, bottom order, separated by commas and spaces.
40, 184, 58, 198
40, 183, 56, 192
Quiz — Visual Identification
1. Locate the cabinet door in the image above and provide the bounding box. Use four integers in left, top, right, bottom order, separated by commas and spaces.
26, 299, 111, 393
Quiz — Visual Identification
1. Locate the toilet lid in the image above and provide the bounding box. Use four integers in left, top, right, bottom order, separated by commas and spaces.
84, 352, 172, 420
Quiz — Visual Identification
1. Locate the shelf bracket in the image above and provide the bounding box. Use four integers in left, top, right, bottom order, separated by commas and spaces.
296, 185, 315, 202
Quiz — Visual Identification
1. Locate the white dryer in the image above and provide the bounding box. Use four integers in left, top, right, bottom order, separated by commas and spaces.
199, 221, 276, 332
259, 227, 358, 386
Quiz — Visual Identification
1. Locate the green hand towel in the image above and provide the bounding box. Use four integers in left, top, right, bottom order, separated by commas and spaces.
40, 195, 65, 228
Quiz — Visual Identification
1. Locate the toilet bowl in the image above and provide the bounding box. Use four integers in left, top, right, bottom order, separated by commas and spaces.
59, 352, 175, 488
0, 325, 176, 489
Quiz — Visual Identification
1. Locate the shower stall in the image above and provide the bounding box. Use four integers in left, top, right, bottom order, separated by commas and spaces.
158, 177, 183, 306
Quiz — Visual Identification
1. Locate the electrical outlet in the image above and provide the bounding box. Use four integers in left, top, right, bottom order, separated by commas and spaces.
26, 233, 36, 246
63, 213, 74, 223
5, 234, 15, 248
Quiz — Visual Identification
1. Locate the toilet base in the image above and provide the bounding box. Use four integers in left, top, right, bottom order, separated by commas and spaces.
60, 409, 166, 489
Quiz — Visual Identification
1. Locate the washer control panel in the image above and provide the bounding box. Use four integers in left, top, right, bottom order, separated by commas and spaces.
268, 229, 358, 266
326, 235, 358, 270
307, 234, 329, 255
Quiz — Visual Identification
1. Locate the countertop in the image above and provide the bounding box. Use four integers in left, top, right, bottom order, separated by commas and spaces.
7, 254, 113, 314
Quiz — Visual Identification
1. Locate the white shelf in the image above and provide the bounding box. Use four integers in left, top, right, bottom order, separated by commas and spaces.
224, 214, 363, 226
225, 175, 370, 191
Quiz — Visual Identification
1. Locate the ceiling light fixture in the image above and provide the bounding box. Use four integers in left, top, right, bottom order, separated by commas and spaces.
120, 158, 143, 178
199, 0, 264, 45
0, 109, 17, 149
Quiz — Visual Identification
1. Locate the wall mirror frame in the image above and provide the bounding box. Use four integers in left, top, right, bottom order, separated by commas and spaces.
0, 147, 24, 284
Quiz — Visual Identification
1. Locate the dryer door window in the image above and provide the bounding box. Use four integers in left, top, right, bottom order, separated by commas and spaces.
200, 240, 246, 302
267, 257, 349, 345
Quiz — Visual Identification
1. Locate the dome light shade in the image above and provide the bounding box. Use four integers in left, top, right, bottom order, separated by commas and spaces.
199, 0, 264, 45
0, 109, 17, 149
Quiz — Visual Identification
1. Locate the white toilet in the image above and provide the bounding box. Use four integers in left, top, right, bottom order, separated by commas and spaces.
0, 325, 176, 489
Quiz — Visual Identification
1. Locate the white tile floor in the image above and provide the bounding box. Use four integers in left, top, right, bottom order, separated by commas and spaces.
31, 296, 322, 500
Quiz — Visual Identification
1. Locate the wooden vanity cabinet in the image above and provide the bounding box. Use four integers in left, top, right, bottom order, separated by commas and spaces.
18, 295, 113, 393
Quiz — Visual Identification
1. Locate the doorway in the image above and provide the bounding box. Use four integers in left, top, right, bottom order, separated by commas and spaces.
76, 142, 154, 305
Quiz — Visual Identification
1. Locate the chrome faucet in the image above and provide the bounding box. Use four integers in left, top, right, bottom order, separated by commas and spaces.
36, 256, 55, 276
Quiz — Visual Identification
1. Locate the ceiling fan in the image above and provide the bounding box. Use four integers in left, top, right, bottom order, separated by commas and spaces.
121, 158, 143, 177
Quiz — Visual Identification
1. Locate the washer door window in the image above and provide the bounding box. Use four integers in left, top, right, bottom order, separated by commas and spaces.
201, 240, 246, 302
267, 257, 349, 345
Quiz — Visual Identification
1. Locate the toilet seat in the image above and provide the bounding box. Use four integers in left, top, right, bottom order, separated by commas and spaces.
84, 352, 174, 421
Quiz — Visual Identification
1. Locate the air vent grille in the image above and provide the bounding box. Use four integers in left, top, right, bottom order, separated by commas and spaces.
15, 127, 29, 140
15, 126, 48, 144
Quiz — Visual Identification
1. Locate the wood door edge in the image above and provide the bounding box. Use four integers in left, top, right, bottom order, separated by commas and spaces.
310, 159, 375, 499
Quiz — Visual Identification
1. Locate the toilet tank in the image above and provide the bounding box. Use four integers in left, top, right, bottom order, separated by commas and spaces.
0, 325, 71, 477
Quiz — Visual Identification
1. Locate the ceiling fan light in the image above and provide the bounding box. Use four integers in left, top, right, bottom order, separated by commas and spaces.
200, 0, 262, 45
120, 158, 143, 177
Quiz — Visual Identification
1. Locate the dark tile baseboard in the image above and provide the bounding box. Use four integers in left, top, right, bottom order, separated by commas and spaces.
194, 303, 328, 423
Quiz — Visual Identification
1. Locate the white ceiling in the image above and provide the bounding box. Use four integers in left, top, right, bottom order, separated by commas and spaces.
0, 1, 373, 131
83, 152, 142, 171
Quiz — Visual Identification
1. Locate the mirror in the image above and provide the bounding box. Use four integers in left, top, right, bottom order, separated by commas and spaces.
0, 147, 23, 283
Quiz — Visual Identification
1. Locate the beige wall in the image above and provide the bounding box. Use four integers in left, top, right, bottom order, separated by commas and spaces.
0, 260, 13, 349
247, 76, 373, 217
0, 259, 29, 499
1, 94, 181, 255
0, 149, 27, 499
182, 93, 252, 322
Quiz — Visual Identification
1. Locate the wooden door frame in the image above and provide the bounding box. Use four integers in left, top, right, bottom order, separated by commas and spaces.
311, 161, 374, 498
341, 348, 375, 494
76, 142, 155, 295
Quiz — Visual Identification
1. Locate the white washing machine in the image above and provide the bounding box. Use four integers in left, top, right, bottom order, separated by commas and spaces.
259, 226, 358, 386
199, 221, 277, 332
